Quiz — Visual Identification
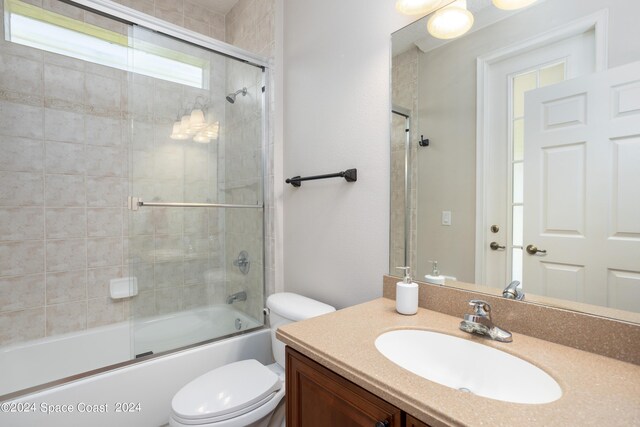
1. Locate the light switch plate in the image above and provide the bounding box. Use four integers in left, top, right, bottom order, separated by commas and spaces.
442, 210, 452, 226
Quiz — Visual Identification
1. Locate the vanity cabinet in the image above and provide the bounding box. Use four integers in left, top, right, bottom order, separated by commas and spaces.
286, 347, 431, 427
405, 415, 430, 427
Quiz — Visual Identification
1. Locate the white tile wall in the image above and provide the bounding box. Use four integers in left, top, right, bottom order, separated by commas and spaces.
223, 0, 275, 318
46, 270, 86, 305
0, 241, 45, 277
46, 301, 86, 335
45, 208, 86, 239
0, 275, 45, 312
1, 101, 44, 139
0, 208, 44, 240
0, 136, 44, 172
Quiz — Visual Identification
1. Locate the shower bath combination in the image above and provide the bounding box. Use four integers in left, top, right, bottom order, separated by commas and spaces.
0, 0, 269, 411
226, 87, 248, 103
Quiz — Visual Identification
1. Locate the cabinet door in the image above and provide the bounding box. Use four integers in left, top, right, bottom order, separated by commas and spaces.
405, 414, 431, 427
286, 347, 402, 427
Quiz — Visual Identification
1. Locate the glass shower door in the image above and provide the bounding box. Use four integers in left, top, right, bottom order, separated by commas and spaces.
390, 109, 412, 273
127, 26, 265, 357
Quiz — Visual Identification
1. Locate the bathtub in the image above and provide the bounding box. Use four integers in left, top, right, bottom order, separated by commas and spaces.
0, 305, 262, 397
134, 305, 261, 356
1, 327, 272, 427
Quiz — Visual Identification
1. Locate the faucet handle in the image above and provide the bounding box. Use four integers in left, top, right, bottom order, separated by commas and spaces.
468, 299, 491, 316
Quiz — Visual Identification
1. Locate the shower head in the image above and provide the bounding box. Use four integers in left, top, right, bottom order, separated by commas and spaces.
226, 87, 247, 104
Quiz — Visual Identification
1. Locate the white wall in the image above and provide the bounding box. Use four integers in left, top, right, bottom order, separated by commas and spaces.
282, 1, 414, 308
414, 0, 640, 284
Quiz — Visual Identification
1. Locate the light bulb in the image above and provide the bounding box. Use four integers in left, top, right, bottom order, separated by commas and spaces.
427, 0, 474, 40
180, 114, 194, 135
395, 0, 446, 15
492, 0, 538, 11
193, 132, 210, 143
203, 121, 220, 139
190, 109, 206, 130
170, 121, 189, 140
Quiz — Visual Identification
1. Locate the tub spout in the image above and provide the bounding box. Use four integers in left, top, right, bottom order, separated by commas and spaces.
226, 291, 247, 304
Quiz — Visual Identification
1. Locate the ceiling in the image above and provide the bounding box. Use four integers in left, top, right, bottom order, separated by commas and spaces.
392, 0, 524, 57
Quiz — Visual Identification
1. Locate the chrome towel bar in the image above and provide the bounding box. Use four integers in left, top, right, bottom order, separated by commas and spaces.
127, 197, 262, 211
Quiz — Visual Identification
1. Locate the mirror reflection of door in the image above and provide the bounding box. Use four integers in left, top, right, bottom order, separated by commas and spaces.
523, 61, 640, 311
481, 28, 596, 289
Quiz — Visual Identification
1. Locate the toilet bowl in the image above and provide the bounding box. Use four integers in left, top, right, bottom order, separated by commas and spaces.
169, 293, 335, 427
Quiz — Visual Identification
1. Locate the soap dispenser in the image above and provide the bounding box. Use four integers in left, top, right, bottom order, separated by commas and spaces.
424, 260, 445, 285
396, 267, 418, 315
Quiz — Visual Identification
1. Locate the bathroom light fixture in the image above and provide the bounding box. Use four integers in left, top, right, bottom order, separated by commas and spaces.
203, 121, 220, 139
427, 0, 474, 40
169, 120, 189, 140
395, 0, 446, 15
193, 132, 210, 143
169, 96, 220, 143
181, 114, 195, 135
492, 0, 538, 10
170, 98, 220, 142
189, 109, 206, 130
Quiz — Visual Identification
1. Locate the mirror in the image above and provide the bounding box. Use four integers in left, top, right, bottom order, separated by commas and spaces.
390, 0, 640, 322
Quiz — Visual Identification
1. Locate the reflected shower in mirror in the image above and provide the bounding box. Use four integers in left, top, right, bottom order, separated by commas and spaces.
390, 0, 640, 321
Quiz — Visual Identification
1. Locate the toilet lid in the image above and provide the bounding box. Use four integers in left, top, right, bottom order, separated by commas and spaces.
172, 359, 281, 422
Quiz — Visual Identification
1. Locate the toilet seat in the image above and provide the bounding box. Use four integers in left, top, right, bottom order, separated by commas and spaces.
171, 359, 283, 426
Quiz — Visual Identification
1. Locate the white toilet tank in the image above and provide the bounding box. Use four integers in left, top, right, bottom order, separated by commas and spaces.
266, 293, 335, 367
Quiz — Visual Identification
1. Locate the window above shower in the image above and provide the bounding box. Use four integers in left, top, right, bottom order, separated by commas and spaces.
4, 0, 209, 88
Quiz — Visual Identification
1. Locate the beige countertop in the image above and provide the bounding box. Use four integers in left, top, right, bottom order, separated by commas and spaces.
276, 298, 640, 427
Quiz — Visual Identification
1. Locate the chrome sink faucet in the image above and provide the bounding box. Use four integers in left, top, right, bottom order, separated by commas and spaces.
459, 300, 512, 343
502, 280, 525, 300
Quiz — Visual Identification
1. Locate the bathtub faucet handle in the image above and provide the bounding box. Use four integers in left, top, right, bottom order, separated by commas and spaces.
233, 251, 250, 275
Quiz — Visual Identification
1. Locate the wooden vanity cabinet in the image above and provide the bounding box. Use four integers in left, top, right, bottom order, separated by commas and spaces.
286, 347, 431, 427
405, 414, 430, 427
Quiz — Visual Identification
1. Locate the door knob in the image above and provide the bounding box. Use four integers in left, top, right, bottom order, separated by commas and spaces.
526, 244, 547, 255
490, 242, 505, 250
375, 421, 390, 427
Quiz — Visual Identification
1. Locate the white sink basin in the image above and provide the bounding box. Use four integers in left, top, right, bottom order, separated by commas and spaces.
375, 329, 562, 404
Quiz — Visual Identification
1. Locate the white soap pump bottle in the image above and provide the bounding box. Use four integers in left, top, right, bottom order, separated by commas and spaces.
395, 266, 418, 315
424, 260, 445, 285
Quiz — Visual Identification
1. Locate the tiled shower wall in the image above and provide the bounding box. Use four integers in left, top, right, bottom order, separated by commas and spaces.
0, 0, 275, 346
112, 0, 226, 41
0, 2, 134, 345
224, 0, 276, 318
390, 47, 418, 274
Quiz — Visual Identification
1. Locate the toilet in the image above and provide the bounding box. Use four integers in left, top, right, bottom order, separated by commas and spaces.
169, 293, 335, 427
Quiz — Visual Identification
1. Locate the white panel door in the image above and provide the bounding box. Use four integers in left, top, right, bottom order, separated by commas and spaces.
524, 61, 640, 311
483, 30, 595, 288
